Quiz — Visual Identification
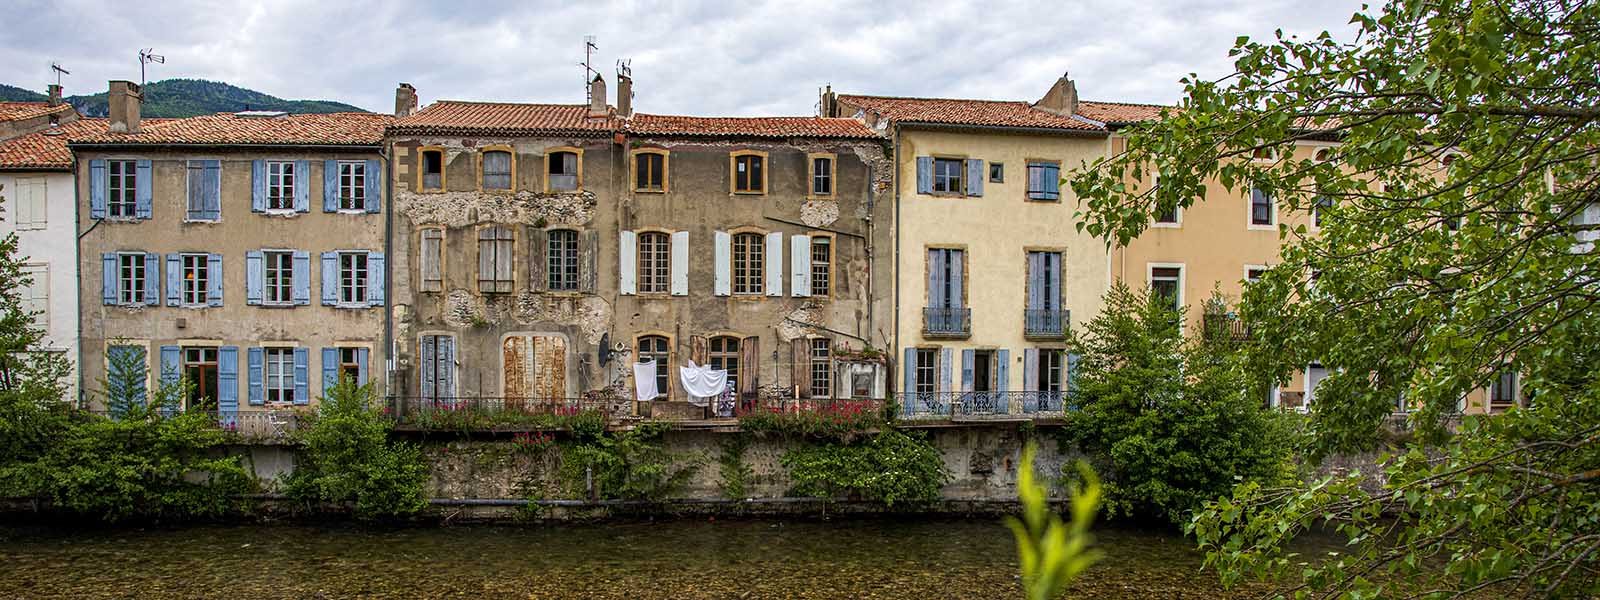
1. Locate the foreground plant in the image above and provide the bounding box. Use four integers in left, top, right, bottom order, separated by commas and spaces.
1007, 443, 1102, 600
286, 377, 429, 520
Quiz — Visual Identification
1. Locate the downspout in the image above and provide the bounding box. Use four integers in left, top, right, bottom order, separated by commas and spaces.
891, 124, 902, 394
382, 142, 394, 407
864, 143, 875, 344
71, 156, 83, 407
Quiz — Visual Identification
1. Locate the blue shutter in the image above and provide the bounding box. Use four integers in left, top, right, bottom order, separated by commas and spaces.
101, 253, 117, 305
915, 156, 933, 194
323, 160, 339, 212
202, 160, 222, 220
1045, 164, 1061, 199
902, 347, 916, 417
928, 249, 946, 308
321, 252, 339, 305
207, 254, 223, 307
218, 346, 239, 421
356, 347, 370, 385
948, 250, 964, 310
143, 253, 159, 305
960, 349, 975, 393
134, 159, 153, 219
293, 347, 309, 405
321, 347, 339, 396
939, 347, 953, 397
1026, 252, 1044, 311
159, 345, 181, 416
367, 252, 385, 306
292, 251, 311, 305
965, 159, 984, 197
364, 159, 382, 213
293, 160, 311, 212
1022, 348, 1039, 411
165, 254, 181, 306
89, 159, 108, 219
996, 349, 1010, 412
245, 251, 264, 305
1066, 352, 1081, 409
247, 347, 264, 405
251, 160, 267, 212
419, 336, 436, 400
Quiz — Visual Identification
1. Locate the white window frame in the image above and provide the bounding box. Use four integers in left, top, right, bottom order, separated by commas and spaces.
1303, 363, 1330, 414
810, 235, 832, 297
1244, 264, 1269, 284
264, 346, 295, 404
180, 253, 209, 307
810, 156, 833, 197
263, 250, 294, 306
637, 232, 670, 294
20, 262, 48, 330
732, 232, 764, 296
1248, 184, 1276, 230
117, 252, 147, 305
932, 158, 964, 194
338, 161, 366, 212
1146, 262, 1185, 315
266, 160, 296, 212
547, 229, 580, 292
809, 337, 832, 399
1150, 171, 1181, 228
339, 251, 370, 305
108, 159, 138, 219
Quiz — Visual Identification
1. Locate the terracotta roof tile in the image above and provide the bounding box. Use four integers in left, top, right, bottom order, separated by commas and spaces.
837, 94, 1105, 132
0, 118, 106, 170
0, 102, 73, 123
1075, 101, 1170, 125
70, 112, 389, 146
627, 114, 878, 139
390, 101, 614, 136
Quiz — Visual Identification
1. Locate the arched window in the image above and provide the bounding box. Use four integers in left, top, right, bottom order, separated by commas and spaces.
482, 150, 512, 190
732, 232, 764, 295
638, 232, 670, 294
637, 335, 670, 399
709, 336, 741, 393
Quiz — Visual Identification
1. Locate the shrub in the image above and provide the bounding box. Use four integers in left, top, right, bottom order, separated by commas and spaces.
781, 429, 948, 506
558, 421, 698, 501
716, 434, 754, 500
285, 377, 429, 520
738, 400, 885, 439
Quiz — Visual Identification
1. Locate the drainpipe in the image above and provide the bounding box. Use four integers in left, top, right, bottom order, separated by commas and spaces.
382, 142, 394, 411
891, 124, 902, 394
71, 155, 83, 407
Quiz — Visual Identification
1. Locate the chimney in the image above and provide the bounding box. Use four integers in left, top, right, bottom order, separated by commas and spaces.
588, 74, 608, 118
1033, 72, 1079, 117
820, 84, 837, 117
395, 83, 418, 118
47, 84, 63, 107
107, 80, 142, 134
616, 72, 633, 119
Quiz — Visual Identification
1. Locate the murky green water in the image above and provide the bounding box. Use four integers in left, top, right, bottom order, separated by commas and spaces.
0, 519, 1295, 599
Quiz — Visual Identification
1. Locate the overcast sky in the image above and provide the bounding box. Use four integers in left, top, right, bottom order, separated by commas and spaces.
1, 0, 1366, 116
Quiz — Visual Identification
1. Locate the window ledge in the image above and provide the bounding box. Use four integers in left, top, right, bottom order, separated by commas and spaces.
101, 217, 145, 223
1247, 223, 1277, 231
1152, 222, 1182, 229
333, 303, 375, 309
731, 191, 767, 196
262, 209, 301, 217
182, 218, 222, 224
805, 194, 837, 201
927, 192, 966, 198
335, 208, 370, 215
634, 188, 666, 194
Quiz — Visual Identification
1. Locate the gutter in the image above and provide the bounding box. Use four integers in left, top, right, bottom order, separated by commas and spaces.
66, 143, 383, 153
896, 121, 1109, 138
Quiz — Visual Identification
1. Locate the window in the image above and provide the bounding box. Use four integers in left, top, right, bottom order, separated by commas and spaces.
548, 151, 578, 192
1027, 162, 1061, 201
338, 347, 362, 384
1313, 195, 1333, 228
1489, 369, 1520, 411
264, 347, 295, 404
1027, 251, 1063, 336
419, 229, 443, 292
1250, 185, 1274, 226
267, 161, 296, 211
339, 161, 367, 209
709, 336, 740, 394
108, 159, 137, 218
419, 334, 455, 401
932, 158, 963, 193
340, 252, 370, 304
810, 155, 833, 196
181, 254, 209, 306
1245, 267, 1268, 282
420, 149, 444, 191
1153, 171, 1178, 224
477, 226, 514, 293
928, 248, 963, 309
810, 236, 832, 297
635, 151, 666, 192
1150, 266, 1182, 312
1037, 349, 1064, 392
118, 252, 147, 305
184, 347, 218, 411
809, 338, 831, 398
547, 229, 579, 292
1305, 363, 1330, 408
1252, 147, 1277, 161
13, 176, 46, 229
914, 348, 938, 394
732, 232, 764, 295
637, 335, 669, 399
971, 350, 995, 393
20, 264, 46, 329
185, 161, 219, 221
989, 162, 1004, 183
638, 232, 670, 294
264, 251, 293, 305
481, 150, 512, 191
732, 153, 765, 194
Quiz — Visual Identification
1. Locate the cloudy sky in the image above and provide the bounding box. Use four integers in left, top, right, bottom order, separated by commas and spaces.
1, 0, 1366, 116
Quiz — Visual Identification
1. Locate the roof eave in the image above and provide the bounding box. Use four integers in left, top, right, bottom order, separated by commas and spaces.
67, 141, 383, 151
895, 121, 1108, 137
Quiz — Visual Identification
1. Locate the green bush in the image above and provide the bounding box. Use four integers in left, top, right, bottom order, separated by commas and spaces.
716, 435, 754, 500
737, 400, 886, 439
285, 378, 429, 520
781, 429, 948, 506
558, 421, 698, 501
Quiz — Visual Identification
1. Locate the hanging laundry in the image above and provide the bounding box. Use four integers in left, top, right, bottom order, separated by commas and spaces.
633, 360, 659, 402
679, 360, 729, 407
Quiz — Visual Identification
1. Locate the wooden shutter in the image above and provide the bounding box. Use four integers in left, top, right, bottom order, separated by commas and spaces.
764, 232, 783, 296
365, 159, 382, 213
247, 347, 265, 405
293, 160, 311, 212
689, 335, 710, 365
1066, 352, 1081, 403
217, 346, 239, 418
1026, 252, 1043, 311
965, 159, 984, 196
1023, 348, 1039, 394
321, 252, 339, 305
927, 249, 946, 308
165, 254, 181, 306
245, 251, 264, 305
292, 347, 310, 405
526, 228, 547, 292
134, 159, 153, 219
292, 251, 311, 305
739, 336, 760, 399
713, 231, 731, 296
790, 235, 811, 297
960, 349, 975, 393
938, 347, 953, 396
368, 252, 385, 306
89, 159, 107, 218
356, 348, 370, 385
916, 156, 933, 194
995, 349, 1010, 405
251, 160, 267, 212
142, 253, 159, 305
948, 250, 964, 310
101, 253, 116, 305
619, 230, 638, 295
791, 340, 810, 399
670, 231, 689, 296
901, 348, 916, 415
1044, 164, 1061, 199
419, 336, 436, 400
580, 230, 599, 294
323, 160, 339, 212
322, 347, 339, 395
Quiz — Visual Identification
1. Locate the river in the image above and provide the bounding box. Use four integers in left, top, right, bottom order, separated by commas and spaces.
0, 518, 1298, 599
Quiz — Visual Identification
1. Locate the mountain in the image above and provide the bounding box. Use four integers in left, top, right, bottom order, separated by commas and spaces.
1, 79, 367, 117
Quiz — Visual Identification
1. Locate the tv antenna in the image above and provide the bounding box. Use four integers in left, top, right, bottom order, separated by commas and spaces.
138, 48, 165, 87
580, 36, 599, 103
616, 58, 631, 79
50, 62, 70, 86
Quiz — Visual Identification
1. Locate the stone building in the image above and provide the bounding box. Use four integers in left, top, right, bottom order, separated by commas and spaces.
71, 80, 391, 418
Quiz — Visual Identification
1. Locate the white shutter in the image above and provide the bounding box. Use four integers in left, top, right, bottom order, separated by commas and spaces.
765, 231, 783, 297
619, 230, 637, 295
790, 235, 811, 297
713, 230, 731, 296
670, 231, 689, 296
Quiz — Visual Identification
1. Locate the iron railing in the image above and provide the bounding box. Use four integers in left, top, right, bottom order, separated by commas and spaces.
82, 408, 299, 440
1202, 313, 1252, 342
896, 391, 1073, 419
1024, 309, 1070, 338
923, 307, 972, 337
734, 397, 886, 417
388, 396, 619, 430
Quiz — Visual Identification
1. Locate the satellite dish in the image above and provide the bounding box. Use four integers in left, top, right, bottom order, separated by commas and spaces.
597, 333, 611, 365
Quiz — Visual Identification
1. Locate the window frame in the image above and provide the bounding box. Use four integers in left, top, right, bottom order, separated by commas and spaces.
263, 250, 294, 306
179, 252, 210, 307
338, 251, 371, 305
337, 160, 368, 211
546, 228, 580, 292
632, 148, 669, 193
116, 251, 147, 305
730, 150, 768, 195
731, 231, 765, 295
1037, 348, 1065, 393
637, 230, 671, 295
988, 162, 1004, 183
636, 334, 672, 399
913, 348, 938, 394
476, 225, 515, 294
107, 159, 138, 218
931, 157, 964, 195
478, 145, 515, 192
810, 234, 833, 298
263, 346, 296, 404
807, 153, 835, 198
1248, 184, 1276, 229
417, 147, 446, 192
1147, 263, 1185, 315
266, 160, 296, 211
709, 336, 741, 393
544, 147, 583, 193
809, 337, 832, 399
12, 175, 47, 229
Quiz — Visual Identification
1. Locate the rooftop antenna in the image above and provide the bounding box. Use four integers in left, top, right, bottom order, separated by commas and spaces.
50, 62, 70, 86
580, 36, 598, 103
616, 58, 631, 79
138, 48, 165, 89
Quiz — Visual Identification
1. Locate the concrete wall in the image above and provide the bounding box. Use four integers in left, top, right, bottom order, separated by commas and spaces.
75, 148, 387, 409
0, 170, 80, 402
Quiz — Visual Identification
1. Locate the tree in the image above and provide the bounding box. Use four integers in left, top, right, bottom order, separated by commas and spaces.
285, 377, 429, 520
0, 183, 75, 491
1069, 0, 1600, 596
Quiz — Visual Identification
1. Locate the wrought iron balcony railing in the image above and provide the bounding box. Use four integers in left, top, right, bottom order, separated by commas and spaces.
922, 307, 972, 337
896, 391, 1073, 419
1202, 313, 1252, 342
1024, 308, 1070, 338
388, 396, 618, 430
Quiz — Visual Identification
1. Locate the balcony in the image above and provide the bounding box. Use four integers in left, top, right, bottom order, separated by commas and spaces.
388, 396, 617, 432
922, 307, 972, 338
1202, 313, 1252, 343
1024, 309, 1070, 339
897, 391, 1073, 420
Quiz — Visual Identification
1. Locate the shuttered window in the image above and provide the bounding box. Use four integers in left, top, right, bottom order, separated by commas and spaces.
1026, 162, 1061, 201
638, 335, 670, 399
932, 158, 963, 193
710, 336, 741, 393
339, 161, 367, 209
732, 233, 764, 295
264, 347, 294, 404
264, 251, 293, 304
477, 226, 514, 293
21, 264, 47, 328
339, 252, 370, 304
117, 253, 147, 304
638, 232, 670, 294
108, 160, 138, 217
914, 348, 938, 394
482, 151, 512, 191
267, 161, 296, 210
547, 229, 579, 291
181, 254, 209, 306
420, 229, 443, 292
419, 334, 455, 400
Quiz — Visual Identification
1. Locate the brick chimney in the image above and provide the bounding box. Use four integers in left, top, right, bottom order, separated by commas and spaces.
615, 72, 633, 119
819, 84, 837, 117
588, 74, 608, 118
47, 84, 63, 106
395, 83, 418, 118
1033, 72, 1079, 117
107, 80, 142, 134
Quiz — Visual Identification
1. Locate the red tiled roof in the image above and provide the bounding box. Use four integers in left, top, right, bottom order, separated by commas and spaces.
70, 112, 390, 146
390, 101, 614, 136
837, 94, 1105, 132
0, 101, 73, 123
0, 118, 106, 170
1076, 101, 1170, 125
627, 114, 878, 139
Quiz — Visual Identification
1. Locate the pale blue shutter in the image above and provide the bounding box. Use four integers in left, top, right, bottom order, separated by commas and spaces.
928, 249, 946, 308
1022, 348, 1039, 411
915, 157, 933, 194
101, 253, 117, 305
437, 337, 455, 397
321, 347, 339, 395
245, 251, 264, 305
159, 345, 181, 397
356, 347, 370, 385
293, 160, 310, 212
165, 254, 181, 306
939, 347, 953, 397
89, 159, 108, 218
320, 252, 339, 305
965, 159, 984, 196
364, 159, 382, 213
207, 254, 223, 307
143, 253, 159, 305
764, 232, 783, 297
996, 349, 1010, 412
218, 346, 239, 421
292, 251, 311, 305
201, 160, 221, 220
134, 159, 153, 219
247, 347, 264, 405
1045, 164, 1061, 199
322, 160, 339, 212
960, 349, 975, 393
251, 160, 267, 212
293, 347, 309, 405
367, 252, 385, 306
948, 250, 964, 310
1026, 252, 1043, 311
902, 348, 916, 417
670, 231, 689, 296
419, 336, 435, 400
